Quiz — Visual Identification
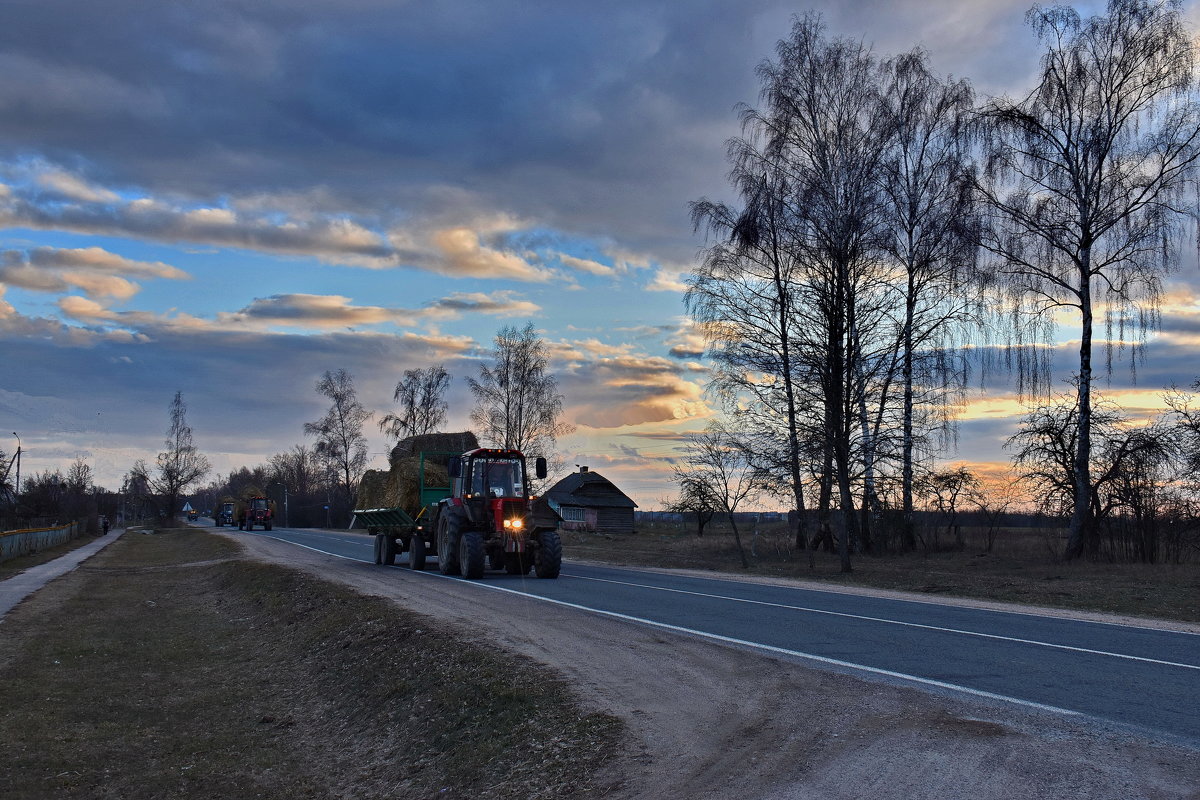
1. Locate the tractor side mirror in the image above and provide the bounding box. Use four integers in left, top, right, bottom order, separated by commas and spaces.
447, 458, 461, 479
535, 457, 547, 480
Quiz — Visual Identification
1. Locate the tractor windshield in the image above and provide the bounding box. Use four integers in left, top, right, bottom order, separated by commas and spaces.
252, 498, 268, 510
470, 457, 525, 499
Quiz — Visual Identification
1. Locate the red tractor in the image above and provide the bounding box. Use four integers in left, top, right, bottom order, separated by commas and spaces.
435, 448, 561, 579
361, 446, 561, 579
239, 496, 275, 531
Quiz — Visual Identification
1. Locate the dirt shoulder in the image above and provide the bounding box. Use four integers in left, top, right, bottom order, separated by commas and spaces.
234, 532, 1200, 800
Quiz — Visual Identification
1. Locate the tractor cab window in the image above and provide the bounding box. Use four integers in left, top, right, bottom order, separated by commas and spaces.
252, 498, 268, 510
470, 458, 524, 498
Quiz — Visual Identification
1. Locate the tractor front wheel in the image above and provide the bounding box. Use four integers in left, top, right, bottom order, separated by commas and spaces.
534, 530, 562, 579
459, 531, 485, 579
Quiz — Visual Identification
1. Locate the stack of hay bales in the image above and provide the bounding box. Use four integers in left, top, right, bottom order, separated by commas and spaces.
391, 431, 479, 461
357, 431, 480, 516
356, 470, 398, 510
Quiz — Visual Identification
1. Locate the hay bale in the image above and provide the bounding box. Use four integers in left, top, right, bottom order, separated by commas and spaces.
388, 457, 451, 515
356, 470, 399, 509
391, 431, 479, 464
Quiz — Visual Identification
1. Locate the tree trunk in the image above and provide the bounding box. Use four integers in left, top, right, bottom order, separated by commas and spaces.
849, 296, 877, 554
831, 263, 855, 573
901, 274, 917, 551
1066, 264, 1093, 560
729, 512, 749, 569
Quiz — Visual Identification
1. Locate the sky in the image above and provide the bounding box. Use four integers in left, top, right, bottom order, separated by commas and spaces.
3, 0, 1200, 509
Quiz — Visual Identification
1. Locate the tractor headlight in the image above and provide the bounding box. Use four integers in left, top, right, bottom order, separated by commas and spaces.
504, 518, 524, 530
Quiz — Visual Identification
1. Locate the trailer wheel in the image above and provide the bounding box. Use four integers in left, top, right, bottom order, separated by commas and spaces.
382, 535, 398, 565
437, 515, 461, 576
409, 534, 427, 571
459, 531, 485, 579
373, 534, 383, 565
504, 551, 531, 575
265, 521, 272, 531
534, 530, 562, 579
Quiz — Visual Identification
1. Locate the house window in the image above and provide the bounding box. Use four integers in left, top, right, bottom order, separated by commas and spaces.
561, 506, 585, 522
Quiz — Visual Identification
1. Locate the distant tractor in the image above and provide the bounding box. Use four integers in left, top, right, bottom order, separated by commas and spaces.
354, 437, 562, 579
214, 500, 236, 527
239, 496, 275, 531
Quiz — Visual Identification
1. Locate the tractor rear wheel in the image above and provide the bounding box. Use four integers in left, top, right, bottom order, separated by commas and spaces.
534, 530, 562, 579
437, 515, 462, 576
409, 534, 427, 570
459, 531, 485, 579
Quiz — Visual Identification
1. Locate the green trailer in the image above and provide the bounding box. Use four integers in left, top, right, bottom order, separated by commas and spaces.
353, 451, 456, 570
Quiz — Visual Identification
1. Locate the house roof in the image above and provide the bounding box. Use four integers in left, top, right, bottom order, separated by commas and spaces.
544, 470, 638, 509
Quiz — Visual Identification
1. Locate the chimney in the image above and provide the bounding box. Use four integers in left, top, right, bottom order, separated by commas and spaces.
579, 465, 589, 473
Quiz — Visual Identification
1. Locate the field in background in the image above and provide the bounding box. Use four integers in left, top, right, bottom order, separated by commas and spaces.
562, 521, 1200, 623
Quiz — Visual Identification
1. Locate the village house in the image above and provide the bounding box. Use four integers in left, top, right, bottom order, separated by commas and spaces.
543, 466, 637, 535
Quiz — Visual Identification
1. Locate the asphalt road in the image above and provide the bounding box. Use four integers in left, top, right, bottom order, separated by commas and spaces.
226, 522, 1200, 745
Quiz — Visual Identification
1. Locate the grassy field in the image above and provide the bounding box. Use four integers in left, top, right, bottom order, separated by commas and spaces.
563, 522, 1200, 623
0, 528, 622, 799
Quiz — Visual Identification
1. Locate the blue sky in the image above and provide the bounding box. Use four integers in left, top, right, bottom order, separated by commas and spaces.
3, 0, 1200, 507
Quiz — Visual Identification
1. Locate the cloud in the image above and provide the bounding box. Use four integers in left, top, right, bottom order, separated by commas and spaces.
225, 294, 398, 328
422, 290, 541, 319
561, 349, 712, 429
0, 245, 189, 301
0, 167, 556, 281
219, 290, 540, 329
34, 169, 121, 205
429, 227, 550, 281
645, 264, 690, 293
557, 252, 616, 277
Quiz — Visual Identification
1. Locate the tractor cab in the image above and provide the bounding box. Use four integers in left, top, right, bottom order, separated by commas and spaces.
449, 448, 547, 533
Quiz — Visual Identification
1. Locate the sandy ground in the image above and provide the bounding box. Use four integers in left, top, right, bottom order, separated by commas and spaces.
231, 533, 1199, 800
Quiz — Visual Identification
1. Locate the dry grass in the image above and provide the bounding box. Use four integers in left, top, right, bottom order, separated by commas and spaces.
0, 528, 622, 799
563, 522, 1200, 623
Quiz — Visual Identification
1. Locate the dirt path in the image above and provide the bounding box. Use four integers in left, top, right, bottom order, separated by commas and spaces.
235, 534, 1200, 800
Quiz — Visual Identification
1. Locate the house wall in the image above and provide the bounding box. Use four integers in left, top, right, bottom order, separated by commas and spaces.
556, 505, 633, 534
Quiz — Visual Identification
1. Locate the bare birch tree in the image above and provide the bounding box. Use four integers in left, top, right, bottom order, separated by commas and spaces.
689, 168, 814, 556
304, 369, 371, 517
379, 364, 450, 441
137, 391, 210, 520
469, 323, 572, 464
678, 425, 761, 569
879, 49, 980, 550
751, 15, 894, 571
976, 0, 1200, 558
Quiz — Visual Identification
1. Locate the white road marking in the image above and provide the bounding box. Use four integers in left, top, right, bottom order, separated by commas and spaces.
563, 573, 1200, 671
